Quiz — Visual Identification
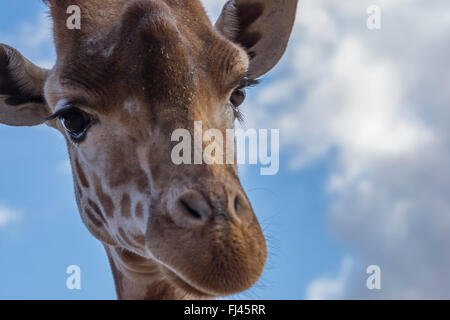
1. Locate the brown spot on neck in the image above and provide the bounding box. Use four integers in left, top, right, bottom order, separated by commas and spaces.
88, 198, 107, 223
74, 158, 90, 188
84, 207, 103, 228
135, 202, 144, 219
94, 176, 115, 218
132, 234, 146, 246
118, 227, 136, 248
120, 193, 132, 218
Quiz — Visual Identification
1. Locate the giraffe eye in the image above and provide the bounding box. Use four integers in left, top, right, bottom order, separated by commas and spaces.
230, 88, 246, 108
58, 108, 92, 140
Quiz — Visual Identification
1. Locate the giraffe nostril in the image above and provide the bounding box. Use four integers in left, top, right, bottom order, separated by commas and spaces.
233, 195, 241, 215
170, 188, 252, 228
171, 190, 212, 227
180, 199, 202, 220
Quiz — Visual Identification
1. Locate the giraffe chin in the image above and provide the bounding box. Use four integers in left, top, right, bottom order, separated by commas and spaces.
145, 208, 268, 297
162, 267, 217, 299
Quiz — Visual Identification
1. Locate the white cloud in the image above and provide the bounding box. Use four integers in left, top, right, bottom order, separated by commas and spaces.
276, 0, 450, 299
306, 257, 353, 300
0, 205, 21, 228
206, 0, 450, 298
246, 1, 434, 169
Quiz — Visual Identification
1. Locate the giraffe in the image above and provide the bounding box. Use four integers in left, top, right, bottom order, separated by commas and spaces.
0, 0, 298, 299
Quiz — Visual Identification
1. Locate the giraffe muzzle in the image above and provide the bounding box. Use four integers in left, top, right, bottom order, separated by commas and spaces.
145, 183, 267, 296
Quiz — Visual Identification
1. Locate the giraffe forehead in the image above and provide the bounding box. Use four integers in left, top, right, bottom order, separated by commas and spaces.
54, 0, 205, 74
50, 0, 246, 109
54, 44, 245, 116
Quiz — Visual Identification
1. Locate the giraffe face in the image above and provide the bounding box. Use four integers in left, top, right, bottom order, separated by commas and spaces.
0, 0, 298, 297
43, 0, 268, 296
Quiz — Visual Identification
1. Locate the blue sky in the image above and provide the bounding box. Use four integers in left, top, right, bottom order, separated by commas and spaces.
1, 0, 450, 300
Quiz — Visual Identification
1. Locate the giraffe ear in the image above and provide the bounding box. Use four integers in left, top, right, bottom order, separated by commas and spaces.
215, 0, 298, 79
0, 44, 51, 127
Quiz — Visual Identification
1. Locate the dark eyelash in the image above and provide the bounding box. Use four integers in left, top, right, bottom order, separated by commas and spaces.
231, 78, 259, 124
46, 106, 95, 144
45, 105, 77, 122
239, 78, 261, 89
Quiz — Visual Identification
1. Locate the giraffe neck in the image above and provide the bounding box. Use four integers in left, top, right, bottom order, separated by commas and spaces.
104, 245, 200, 300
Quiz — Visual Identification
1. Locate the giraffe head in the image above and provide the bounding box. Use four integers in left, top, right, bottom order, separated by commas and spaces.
0, 0, 297, 297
